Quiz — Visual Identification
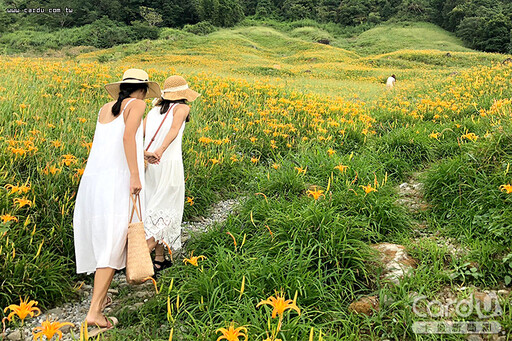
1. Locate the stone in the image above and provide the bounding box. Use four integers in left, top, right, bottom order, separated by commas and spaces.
317, 39, 330, 45
348, 296, 379, 316
107, 289, 119, 295
61, 323, 73, 333
7, 330, 22, 340
48, 307, 65, 316
371, 243, 417, 284
134, 302, 144, 308
497, 289, 510, 297
135, 291, 148, 298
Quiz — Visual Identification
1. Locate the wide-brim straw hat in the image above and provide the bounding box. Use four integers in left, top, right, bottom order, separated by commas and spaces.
105, 69, 161, 99
160, 75, 201, 102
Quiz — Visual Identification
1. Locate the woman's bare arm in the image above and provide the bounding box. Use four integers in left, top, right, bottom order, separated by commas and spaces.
123, 99, 146, 194
153, 104, 190, 159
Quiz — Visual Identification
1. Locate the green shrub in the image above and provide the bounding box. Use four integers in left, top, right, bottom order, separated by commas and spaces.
159, 28, 191, 41
183, 21, 217, 35
289, 26, 334, 43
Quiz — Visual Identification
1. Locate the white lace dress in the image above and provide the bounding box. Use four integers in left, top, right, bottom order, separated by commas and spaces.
73, 98, 145, 274
144, 104, 185, 251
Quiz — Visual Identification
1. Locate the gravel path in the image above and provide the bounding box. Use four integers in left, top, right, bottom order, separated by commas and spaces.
3, 198, 241, 341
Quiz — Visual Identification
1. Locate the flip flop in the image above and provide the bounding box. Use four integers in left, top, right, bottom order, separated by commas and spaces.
102, 294, 113, 311
87, 316, 118, 338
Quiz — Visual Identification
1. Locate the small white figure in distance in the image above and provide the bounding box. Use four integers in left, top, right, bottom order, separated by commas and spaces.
386, 74, 396, 89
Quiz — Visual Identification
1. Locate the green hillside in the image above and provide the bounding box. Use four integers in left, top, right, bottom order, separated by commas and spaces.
345, 22, 473, 56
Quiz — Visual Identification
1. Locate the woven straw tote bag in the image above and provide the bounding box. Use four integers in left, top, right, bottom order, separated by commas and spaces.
126, 193, 154, 284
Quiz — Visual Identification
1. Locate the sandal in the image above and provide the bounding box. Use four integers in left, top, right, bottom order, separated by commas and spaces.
101, 294, 113, 311
153, 259, 173, 272
87, 316, 118, 338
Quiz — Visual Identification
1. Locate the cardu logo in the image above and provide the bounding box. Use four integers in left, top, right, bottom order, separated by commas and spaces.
412, 292, 503, 334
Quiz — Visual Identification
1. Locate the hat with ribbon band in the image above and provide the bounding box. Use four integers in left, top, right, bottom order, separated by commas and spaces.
105, 69, 161, 99
159, 76, 201, 102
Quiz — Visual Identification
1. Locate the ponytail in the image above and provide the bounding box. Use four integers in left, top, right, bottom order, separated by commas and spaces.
154, 98, 190, 122
111, 83, 149, 117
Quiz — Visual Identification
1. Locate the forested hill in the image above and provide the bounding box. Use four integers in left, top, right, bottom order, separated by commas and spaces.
1, 0, 511, 54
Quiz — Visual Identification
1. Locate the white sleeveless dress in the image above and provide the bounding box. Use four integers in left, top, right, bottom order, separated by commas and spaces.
73, 98, 145, 275
144, 104, 185, 251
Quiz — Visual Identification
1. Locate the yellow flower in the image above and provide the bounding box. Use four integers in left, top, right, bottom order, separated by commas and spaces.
306, 187, 324, 200
1, 214, 18, 223
257, 291, 301, 318
272, 163, 280, 169
294, 166, 307, 175
32, 318, 74, 340
251, 157, 259, 164
9, 147, 26, 156
13, 198, 32, 208
210, 158, 220, 165
461, 132, 478, 141
4, 297, 41, 322
186, 197, 194, 205
429, 132, 440, 140
334, 164, 348, 173
5, 184, 30, 195
360, 184, 377, 194
327, 148, 336, 156
216, 322, 248, 341
61, 154, 77, 166
183, 251, 206, 266
499, 184, 512, 194
51, 140, 62, 148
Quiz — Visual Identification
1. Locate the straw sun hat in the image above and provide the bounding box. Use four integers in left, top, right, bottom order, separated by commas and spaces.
105, 69, 161, 99
160, 76, 201, 102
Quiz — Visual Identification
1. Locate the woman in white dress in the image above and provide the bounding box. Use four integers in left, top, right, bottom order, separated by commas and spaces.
73, 69, 160, 334
386, 74, 396, 89
144, 75, 200, 271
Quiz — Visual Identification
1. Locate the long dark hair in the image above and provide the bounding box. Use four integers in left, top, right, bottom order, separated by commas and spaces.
154, 98, 190, 122
111, 83, 148, 117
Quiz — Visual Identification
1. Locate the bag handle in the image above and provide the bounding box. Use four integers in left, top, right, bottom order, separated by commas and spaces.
145, 103, 177, 151
129, 193, 142, 223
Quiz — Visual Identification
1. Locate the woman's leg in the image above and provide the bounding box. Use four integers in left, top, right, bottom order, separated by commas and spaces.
146, 237, 158, 253
154, 243, 164, 262
85, 267, 115, 325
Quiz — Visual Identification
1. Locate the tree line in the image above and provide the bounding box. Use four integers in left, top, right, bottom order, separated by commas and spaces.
1, 0, 511, 53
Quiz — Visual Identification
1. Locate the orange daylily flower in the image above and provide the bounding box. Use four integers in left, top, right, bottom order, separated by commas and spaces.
499, 184, 512, 194
32, 318, 74, 340
183, 251, 206, 266
4, 297, 41, 322
360, 184, 377, 194
257, 291, 301, 318
13, 198, 32, 208
5, 184, 30, 195
306, 187, 324, 200
216, 322, 248, 341
334, 164, 348, 173
0, 214, 18, 223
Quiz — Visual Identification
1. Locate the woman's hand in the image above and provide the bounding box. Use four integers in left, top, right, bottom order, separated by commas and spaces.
144, 151, 160, 164
130, 174, 142, 195
154, 146, 165, 160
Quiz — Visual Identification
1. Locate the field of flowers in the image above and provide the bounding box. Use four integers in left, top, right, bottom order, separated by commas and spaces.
1, 26, 512, 340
